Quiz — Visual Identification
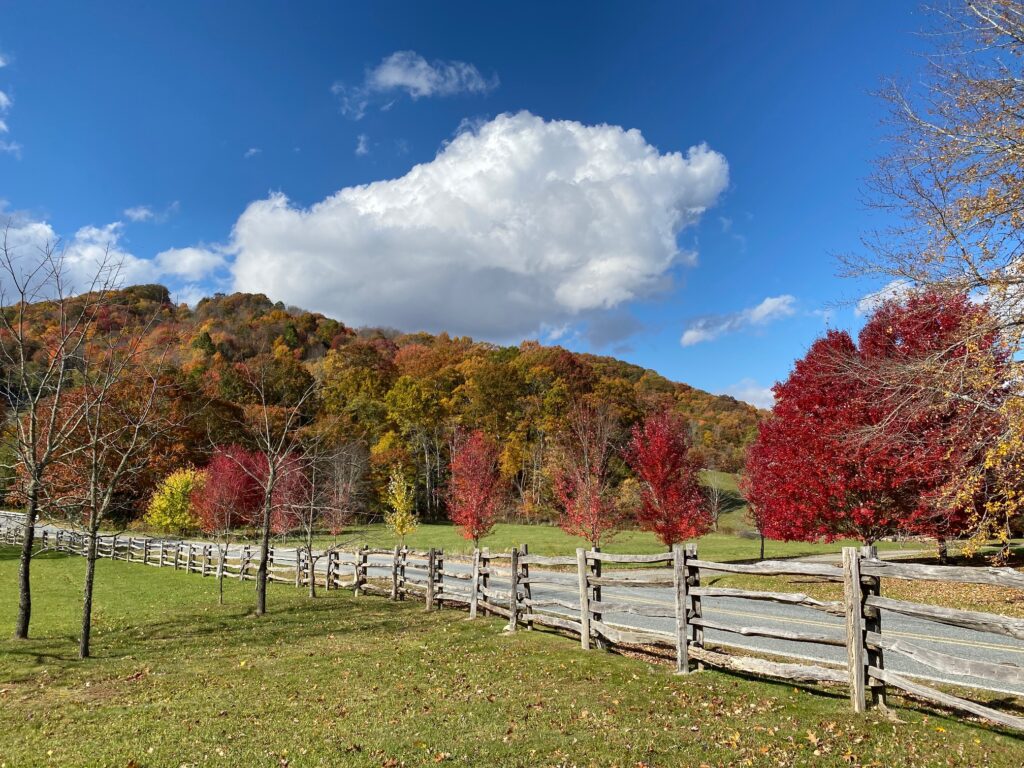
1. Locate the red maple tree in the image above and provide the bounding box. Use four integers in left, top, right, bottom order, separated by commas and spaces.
446, 429, 503, 545
624, 410, 710, 547
743, 292, 1001, 545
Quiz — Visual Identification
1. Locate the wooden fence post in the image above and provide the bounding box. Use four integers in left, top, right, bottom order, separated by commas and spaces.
469, 548, 480, 619
295, 548, 303, 588
202, 545, 210, 577
187, 543, 195, 573
435, 548, 445, 609
325, 548, 337, 593
860, 545, 886, 708
576, 548, 591, 650
507, 547, 519, 632
843, 546, 867, 713
590, 547, 605, 650
242, 545, 251, 580
480, 548, 490, 616
390, 545, 400, 599
425, 548, 436, 610
399, 546, 408, 601
355, 545, 368, 595
685, 543, 703, 670
175, 541, 183, 570
159, 540, 166, 567
673, 543, 690, 674
520, 543, 533, 630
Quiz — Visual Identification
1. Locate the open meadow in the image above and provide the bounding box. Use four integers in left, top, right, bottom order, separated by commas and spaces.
2, 547, 1022, 767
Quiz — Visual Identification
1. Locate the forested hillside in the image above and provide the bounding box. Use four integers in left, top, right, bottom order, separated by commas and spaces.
2, 285, 761, 523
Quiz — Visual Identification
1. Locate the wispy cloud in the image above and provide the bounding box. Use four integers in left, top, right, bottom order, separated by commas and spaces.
332, 50, 498, 120
0, 50, 18, 156
681, 294, 796, 346
244, 147, 261, 159
355, 134, 369, 156
124, 200, 180, 224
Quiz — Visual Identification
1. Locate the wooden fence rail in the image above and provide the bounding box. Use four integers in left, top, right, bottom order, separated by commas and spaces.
1, 512, 1022, 734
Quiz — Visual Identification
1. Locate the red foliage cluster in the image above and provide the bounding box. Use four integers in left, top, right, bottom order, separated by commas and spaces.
446, 430, 503, 543
625, 410, 710, 546
193, 446, 304, 536
744, 292, 1001, 544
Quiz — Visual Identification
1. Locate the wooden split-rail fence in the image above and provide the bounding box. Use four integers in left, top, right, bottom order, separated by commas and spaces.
2, 516, 1023, 735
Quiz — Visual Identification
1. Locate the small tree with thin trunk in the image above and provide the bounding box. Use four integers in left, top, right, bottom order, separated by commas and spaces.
384, 466, 418, 545
1, 228, 120, 640
192, 447, 263, 604
553, 403, 620, 549
226, 355, 319, 616
624, 409, 710, 548
446, 429, 503, 546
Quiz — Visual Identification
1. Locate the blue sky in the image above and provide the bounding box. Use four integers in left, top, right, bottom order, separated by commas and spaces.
0, 1, 929, 407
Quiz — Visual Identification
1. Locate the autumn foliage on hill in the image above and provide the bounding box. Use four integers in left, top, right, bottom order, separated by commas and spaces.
0, 286, 761, 527
625, 410, 710, 546
744, 291, 1004, 545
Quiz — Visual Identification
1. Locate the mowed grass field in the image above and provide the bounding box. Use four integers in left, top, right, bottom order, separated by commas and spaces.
2, 548, 1023, 767
284, 472, 918, 562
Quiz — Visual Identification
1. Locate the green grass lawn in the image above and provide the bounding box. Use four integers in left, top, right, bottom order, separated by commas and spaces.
295, 522, 914, 562
2, 548, 1022, 767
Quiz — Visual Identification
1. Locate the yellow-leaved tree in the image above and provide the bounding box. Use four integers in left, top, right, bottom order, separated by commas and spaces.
144, 468, 204, 534
384, 466, 418, 545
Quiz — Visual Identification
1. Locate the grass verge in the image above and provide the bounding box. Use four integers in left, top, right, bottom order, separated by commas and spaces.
1, 547, 1022, 767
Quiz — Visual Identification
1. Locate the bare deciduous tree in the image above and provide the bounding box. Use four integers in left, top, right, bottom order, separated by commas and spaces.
0, 225, 119, 640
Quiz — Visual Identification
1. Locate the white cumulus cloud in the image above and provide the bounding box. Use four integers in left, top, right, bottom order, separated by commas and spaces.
155, 246, 227, 281
721, 378, 775, 409
681, 294, 796, 346
333, 50, 498, 119
228, 111, 728, 339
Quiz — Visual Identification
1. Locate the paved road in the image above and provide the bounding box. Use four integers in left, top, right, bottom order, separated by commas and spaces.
5, 513, 1023, 697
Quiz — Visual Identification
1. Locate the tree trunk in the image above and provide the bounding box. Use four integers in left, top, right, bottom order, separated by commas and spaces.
937, 537, 949, 564
308, 550, 316, 599
255, 495, 272, 616
79, 523, 99, 659
14, 490, 39, 640
217, 546, 225, 605
759, 532, 765, 561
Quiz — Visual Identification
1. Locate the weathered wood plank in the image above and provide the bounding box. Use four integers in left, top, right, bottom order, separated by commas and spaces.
690, 646, 847, 684
690, 586, 844, 616
673, 543, 689, 674
690, 558, 844, 580
868, 666, 1024, 732
865, 632, 1024, 685
590, 620, 675, 647
576, 548, 590, 651
523, 597, 579, 612
587, 599, 674, 618
586, 551, 674, 564
520, 613, 583, 635
518, 554, 577, 566
865, 595, 1024, 641
691, 616, 847, 647
843, 547, 867, 713
860, 559, 1024, 589
589, 575, 675, 587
